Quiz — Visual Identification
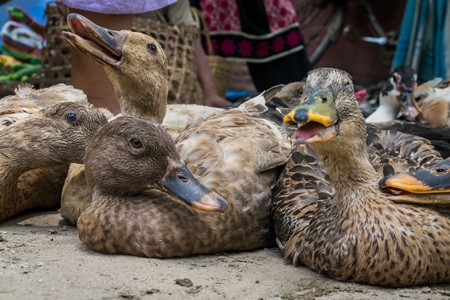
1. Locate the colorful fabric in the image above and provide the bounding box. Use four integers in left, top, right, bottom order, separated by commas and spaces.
61, 0, 177, 14
191, 0, 304, 63
1, 21, 42, 63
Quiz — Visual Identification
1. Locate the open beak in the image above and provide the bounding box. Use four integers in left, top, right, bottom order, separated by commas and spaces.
157, 158, 228, 212
62, 13, 128, 66
380, 160, 450, 204
283, 87, 338, 144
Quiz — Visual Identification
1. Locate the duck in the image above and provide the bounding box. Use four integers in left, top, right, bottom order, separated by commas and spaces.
273, 67, 450, 287
411, 77, 450, 128
0, 82, 109, 222
380, 158, 450, 204
77, 116, 286, 257
62, 13, 222, 138
59, 12, 291, 231
0, 102, 107, 222
366, 65, 418, 123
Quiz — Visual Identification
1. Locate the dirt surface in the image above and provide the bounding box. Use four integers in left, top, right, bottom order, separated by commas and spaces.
1, 211, 450, 300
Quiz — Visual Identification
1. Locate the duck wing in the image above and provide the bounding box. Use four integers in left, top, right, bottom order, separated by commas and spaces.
367, 124, 443, 176
273, 143, 333, 250
372, 121, 450, 159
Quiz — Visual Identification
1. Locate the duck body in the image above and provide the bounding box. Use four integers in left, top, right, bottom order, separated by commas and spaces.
0, 102, 107, 221
78, 115, 285, 257
365, 89, 401, 123
275, 68, 450, 287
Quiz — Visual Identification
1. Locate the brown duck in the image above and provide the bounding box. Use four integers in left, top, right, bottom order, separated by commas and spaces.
78, 116, 276, 257
274, 68, 450, 287
0, 102, 107, 221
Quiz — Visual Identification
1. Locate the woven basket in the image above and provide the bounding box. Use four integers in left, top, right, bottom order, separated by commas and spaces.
191, 7, 232, 99
131, 15, 201, 104
40, 2, 72, 88
37, 2, 201, 105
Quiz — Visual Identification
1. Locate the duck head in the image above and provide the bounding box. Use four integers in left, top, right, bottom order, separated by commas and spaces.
283, 68, 366, 150
382, 65, 419, 121
35, 102, 108, 165
380, 159, 450, 204
63, 13, 168, 124
84, 116, 228, 212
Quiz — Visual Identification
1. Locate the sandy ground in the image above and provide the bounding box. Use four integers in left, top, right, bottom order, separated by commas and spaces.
1, 211, 450, 300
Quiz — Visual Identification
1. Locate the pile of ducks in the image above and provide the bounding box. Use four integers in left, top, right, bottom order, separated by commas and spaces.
1, 13, 450, 288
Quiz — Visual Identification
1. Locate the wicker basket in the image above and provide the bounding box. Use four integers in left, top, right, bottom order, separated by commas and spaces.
40, 2, 72, 88
37, 2, 202, 104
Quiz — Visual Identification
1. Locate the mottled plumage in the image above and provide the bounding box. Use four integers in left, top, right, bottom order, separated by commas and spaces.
274, 68, 450, 287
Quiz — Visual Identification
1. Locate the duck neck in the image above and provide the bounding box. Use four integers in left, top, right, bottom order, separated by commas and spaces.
106, 69, 168, 124
311, 137, 380, 207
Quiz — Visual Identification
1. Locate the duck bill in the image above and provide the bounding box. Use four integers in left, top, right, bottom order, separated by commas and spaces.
399, 88, 420, 121
157, 158, 228, 212
380, 172, 450, 204
283, 89, 338, 144
62, 13, 127, 66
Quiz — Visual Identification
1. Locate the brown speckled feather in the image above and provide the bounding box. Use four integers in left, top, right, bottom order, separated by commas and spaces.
273, 68, 450, 287
366, 124, 442, 176
0, 102, 107, 221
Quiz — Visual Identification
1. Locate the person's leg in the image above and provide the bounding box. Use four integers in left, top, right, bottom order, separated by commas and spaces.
247, 49, 312, 92
69, 9, 134, 114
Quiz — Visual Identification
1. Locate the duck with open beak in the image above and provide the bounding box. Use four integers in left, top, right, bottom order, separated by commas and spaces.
62, 13, 129, 67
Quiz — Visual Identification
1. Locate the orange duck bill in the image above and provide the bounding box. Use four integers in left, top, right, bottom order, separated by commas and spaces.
62, 13, 127, 66
379, 159, 450, 204
157, 158, 228, 212
283, 87, 338, 144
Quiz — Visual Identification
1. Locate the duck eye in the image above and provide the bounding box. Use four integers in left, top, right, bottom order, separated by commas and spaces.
435, 168, 446, 173
130, 138, 143, 148
66, 112, 77, 122
147, 43, 157, 52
